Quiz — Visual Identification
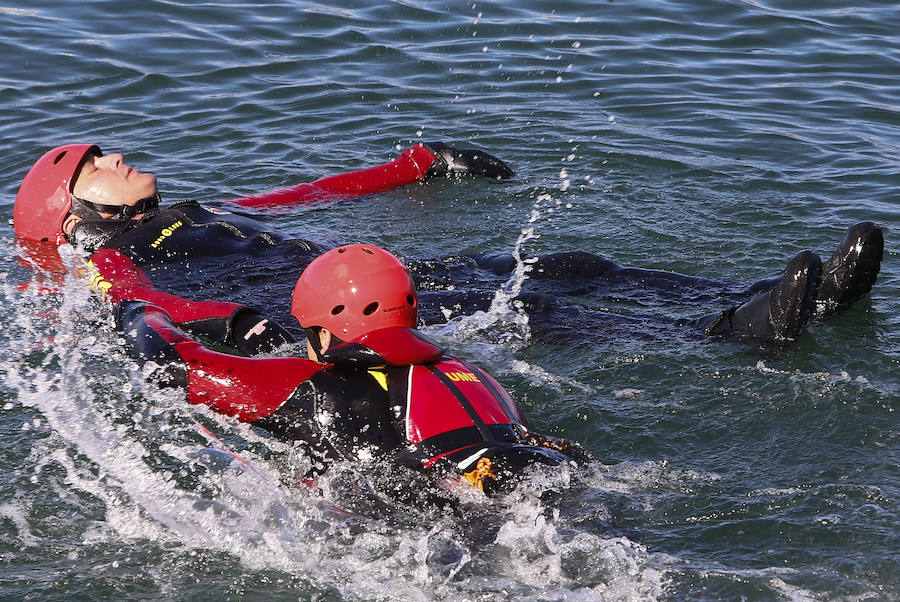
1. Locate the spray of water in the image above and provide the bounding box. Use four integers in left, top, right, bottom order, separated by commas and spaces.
429, 190, 594, 393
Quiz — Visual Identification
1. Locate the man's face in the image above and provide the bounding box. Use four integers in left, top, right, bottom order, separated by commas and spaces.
63, 152, 158, 234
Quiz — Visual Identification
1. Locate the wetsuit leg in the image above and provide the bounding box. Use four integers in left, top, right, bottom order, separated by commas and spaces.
510, 252, 824, 344
698, 251, 822, 341
514, 292, 688, 344
415, 253, 740, 343
726, 222, 884, 320
471, 251, 733, 301
472, 251, 620, 279
416, 284, 675, 344
423, 250, 828, 343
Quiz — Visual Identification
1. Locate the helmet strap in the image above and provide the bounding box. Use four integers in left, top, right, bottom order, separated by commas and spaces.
70, 193, 161, 221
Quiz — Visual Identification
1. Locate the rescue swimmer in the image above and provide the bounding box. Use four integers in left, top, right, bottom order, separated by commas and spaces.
101, 244, 592, 495
12, 142, 884, 344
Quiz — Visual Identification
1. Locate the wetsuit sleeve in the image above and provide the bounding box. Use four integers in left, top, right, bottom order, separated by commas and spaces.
226, 142, 513, 208
116, 286, 295, 355
115, 300, 322, 422
89, 248, 294, 354
133, 291, 294, 355
228, 144, 438, 208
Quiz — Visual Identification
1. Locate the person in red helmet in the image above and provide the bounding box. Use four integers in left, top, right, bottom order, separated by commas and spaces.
12, 139, 515, 348
14, 142, 884, 344
105, 244, 591, 496
14, 144, 161, 245
292, 244, 420, 357
13, 142, 509, 246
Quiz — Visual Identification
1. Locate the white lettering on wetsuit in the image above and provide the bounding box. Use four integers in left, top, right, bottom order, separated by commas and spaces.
244, 319, 269, 339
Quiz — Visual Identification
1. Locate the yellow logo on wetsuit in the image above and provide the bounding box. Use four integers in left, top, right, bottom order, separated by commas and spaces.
368, 369, 388, 390
85, 260, 112, 296
150, 220, 183, 249
443, 370, 481, 383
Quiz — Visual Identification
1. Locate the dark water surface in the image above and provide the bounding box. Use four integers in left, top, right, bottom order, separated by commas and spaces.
1, 1, 897, 600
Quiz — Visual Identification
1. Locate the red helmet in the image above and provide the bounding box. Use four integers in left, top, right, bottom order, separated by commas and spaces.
292, 244, 418, 341
14, 144, 100, 244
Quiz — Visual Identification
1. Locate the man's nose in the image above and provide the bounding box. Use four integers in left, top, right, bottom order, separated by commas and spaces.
96, 153, 124, 167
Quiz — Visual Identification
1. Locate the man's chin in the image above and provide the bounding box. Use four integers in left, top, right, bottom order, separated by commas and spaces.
136, 174, 158, 197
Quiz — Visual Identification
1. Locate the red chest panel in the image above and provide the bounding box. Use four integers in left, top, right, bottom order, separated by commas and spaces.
405, 358, 515, 444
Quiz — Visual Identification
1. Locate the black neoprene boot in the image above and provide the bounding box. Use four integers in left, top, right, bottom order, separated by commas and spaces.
703, 250, 823, 341
813, 221, 883, 319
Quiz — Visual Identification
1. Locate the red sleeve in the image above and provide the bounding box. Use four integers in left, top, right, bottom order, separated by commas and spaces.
90, 248, 243, 322
227, 144, 438, 208
101, 252, 319, 423
135, 303, 324, 422
177, 340, 322, 421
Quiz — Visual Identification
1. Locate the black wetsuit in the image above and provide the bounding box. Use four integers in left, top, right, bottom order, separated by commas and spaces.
79, 199, 765, 344
68, 142, 806, 343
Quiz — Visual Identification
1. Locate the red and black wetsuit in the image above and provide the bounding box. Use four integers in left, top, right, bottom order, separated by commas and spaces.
65, 142, 764, 344
99, 250, 591, 493
72, 144, 442, 327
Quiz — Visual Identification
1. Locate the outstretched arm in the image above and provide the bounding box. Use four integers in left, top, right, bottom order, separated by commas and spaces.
116, 299, 322, 422
227, 142, 513, 209
89, 247, 295, 355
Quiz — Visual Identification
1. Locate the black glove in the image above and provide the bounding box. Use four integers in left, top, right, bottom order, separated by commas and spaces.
422, 142, 514, 180
228, 308, 296, 355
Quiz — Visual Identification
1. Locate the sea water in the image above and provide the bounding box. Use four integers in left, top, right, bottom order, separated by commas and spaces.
1, 1, 897, 600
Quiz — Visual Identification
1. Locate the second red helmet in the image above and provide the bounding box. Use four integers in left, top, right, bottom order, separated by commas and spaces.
292, 244, 418, 341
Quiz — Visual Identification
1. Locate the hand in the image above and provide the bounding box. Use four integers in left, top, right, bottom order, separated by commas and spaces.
422, 142, 514, 180
229, 308, 296, 355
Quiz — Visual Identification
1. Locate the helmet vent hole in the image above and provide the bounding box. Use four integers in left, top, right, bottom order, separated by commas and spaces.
407, 295, 415, 307
363, 302, 379, 316
330, 304, 345, 315
337, 248, 347, 253
53, 151, 67, 165
361, 247, 374, 254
